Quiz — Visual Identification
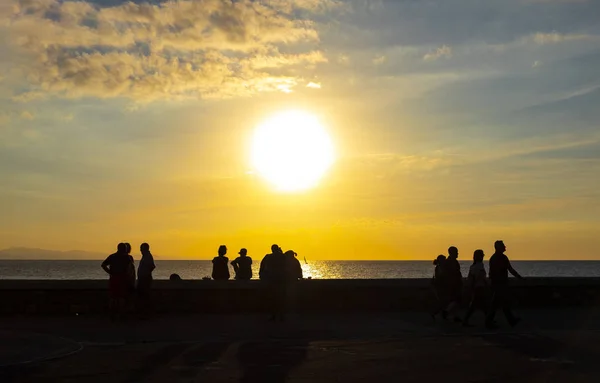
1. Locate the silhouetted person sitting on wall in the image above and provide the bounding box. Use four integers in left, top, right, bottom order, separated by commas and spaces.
101, 243, 131, 320
260, 244, 281, 280
443, 246, 463, 322
137, 242, 156, 317
285, 250, 303, 281
231, 248, 253, 280
169, 273, 182, 281
463, 249, 488, 327
212, 245, 230, 280
486, 240, 523, 329
431, 254, 448, 320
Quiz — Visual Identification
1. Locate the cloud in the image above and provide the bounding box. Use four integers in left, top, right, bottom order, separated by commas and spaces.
20, 110, 34, 120
530, 32, 597, 44
423, 45, 452, 61
306, 81, 321, 89
372, 55, 386, 65
2, 0, 334, 101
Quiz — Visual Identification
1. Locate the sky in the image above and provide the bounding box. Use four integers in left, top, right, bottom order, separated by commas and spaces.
1, 0, 599, 260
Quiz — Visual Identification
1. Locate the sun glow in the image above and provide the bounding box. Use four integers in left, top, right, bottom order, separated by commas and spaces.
250, 110, 335, 192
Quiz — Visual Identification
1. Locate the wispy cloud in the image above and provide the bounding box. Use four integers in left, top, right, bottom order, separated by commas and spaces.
306, 81, 322, 89
423, 45, 452, 61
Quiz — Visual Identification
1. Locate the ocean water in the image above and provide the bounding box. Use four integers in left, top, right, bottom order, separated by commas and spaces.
1, 260, 600, 280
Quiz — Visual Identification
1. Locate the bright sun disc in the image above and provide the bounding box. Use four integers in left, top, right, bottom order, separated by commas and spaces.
251, 111, 335, 192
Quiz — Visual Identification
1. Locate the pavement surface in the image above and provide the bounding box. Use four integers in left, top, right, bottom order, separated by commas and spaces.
2, 309, 600, 382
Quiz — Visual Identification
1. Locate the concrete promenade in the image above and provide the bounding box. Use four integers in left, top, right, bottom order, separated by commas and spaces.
2, 308, 600, 382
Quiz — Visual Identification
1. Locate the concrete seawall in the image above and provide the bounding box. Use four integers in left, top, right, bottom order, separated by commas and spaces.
1, 278, 599, 315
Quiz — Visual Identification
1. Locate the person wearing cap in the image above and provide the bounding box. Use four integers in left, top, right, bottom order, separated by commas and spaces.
231, 248, 253, 280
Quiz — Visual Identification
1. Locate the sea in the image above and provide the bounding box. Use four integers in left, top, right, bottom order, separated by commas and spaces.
1, 260, 600, 280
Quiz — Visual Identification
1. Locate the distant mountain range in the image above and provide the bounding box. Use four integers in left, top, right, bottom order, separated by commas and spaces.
0, 247, 105, 260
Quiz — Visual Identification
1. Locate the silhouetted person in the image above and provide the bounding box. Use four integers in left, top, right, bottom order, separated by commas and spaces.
259, 244, 280, 280
124, 242, 136, 293
486, 240, 523, 328
169, 273, 182, 281
463, 249, 488, 327
261, 244, 287, 321
231, 248, 253, 280
430, 254, 448, 320
443, 246, 463, 322
285, 250, 303, 281
137, 242, 156, 317
212, 245, 230, 280
101, 243, 131, 320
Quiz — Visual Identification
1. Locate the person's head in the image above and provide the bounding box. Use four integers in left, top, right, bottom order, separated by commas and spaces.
218, 245, 227, 256
473, 249, 485, 263
433, 254, 446, 265
494, 240, 506, 253
284, 250, 295, 257
448, 246, 458, 259
140, 243, 150, 253
271, 244, 279, 253
124, 242, 131, 254
238, 248, 247, 257
117, 242, 127, 253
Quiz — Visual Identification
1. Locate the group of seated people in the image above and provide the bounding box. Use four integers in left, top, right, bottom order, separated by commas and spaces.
211, 244, 303, 282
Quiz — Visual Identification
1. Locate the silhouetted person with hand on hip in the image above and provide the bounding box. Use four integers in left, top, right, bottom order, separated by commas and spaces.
443, 246, 463, 322
486, 240, 523, 329
212, 245, 230, 280
137, 242, 156, 318
231, 248, 253, 280
101, 243, 131, 321
463, 249, 488, 327
285, 250, 303, 281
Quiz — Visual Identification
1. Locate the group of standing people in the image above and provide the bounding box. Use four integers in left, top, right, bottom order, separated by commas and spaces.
432, 240, 523, 329
101, 242, 156, 319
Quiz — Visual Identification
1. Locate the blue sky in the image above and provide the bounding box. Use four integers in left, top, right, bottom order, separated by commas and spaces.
0, 0, 599, 259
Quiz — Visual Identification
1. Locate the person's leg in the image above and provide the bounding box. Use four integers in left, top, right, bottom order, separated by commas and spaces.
499, 287, 518, 326
463, 296, 475, 326
486, 288, 499, 328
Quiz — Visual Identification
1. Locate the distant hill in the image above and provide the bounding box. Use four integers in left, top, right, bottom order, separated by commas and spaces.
0, 247, 105, 260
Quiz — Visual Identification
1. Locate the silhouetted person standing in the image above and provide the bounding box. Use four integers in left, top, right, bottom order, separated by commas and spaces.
431, 254, 448, 320
212, 245, 230, 280
463, 249, 488, 327
137, 242, 156, 318
101, 243, 131, 320
259, 244, 280, 280
261, 244, 287, 321
486, 240, 523, 329
231, 248, 253, 280
443, 246, 463, 322
124, 242, 136, 293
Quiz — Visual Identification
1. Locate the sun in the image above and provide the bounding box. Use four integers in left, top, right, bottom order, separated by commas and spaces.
250, 110, 335, 192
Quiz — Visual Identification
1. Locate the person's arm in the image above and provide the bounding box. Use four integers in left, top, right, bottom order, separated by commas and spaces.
507, 259, 523, 279
150, 255, 156, 272
231, 258, 239, 274
101, 256, 111, 275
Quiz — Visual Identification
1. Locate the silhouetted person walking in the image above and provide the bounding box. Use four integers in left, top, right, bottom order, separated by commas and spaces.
463, 249, 488, 327
431, 254, 448, 320
231, 248, 253, 280
443, 246, 463, 322
101, 243, 131, 320
137, 242, 156, 318
486, 240, 523, 329
212, 245, 230, 280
